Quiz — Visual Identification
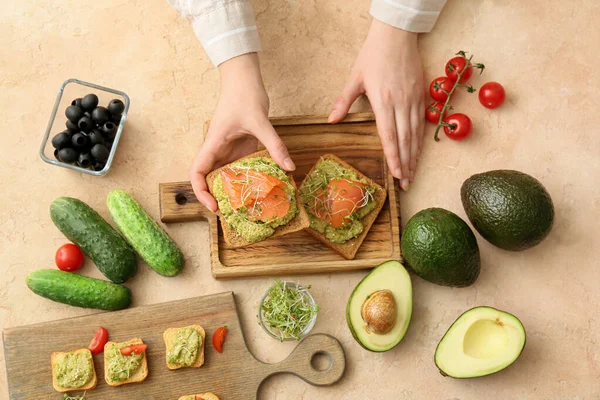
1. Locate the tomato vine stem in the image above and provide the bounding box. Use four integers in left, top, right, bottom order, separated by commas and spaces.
434, 53, 478, 141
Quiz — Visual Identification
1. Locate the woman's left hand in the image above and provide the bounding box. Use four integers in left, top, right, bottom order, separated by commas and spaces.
328, 19, 425, 191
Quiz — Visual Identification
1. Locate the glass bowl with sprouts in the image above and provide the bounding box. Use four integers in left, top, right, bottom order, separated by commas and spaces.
258, 280, 320, 341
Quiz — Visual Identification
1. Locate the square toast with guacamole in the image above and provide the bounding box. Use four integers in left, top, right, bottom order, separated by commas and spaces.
103, 338, 148, 387
299, 154, 387, 260
164, 324, 206, 370
207, 149, 310, 247
179, 394, 220, 400
51, 348, 97, 393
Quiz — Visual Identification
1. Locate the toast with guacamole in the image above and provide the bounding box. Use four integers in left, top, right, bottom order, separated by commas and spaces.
299, 154, 387, 259
178, 393, 220, 400
207, 149, 310, 247
104, 338, 148, 387
164, 325, 205, 370
51, 348, 97, 393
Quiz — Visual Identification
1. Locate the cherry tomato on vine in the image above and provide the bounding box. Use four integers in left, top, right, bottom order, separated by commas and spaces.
429, 77, 454, 102
120, 344, 147, 356
445, 56, 472, 83
479, 82, 506, 109
88, 327, 109, 354
425, 101, 446, 124
212, 326, 228, 353
55, 243, 84, 271
443, 113, 472, 141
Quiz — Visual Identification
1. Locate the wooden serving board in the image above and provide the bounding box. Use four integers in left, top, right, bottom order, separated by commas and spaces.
3, 292, 345, 399
159, 112, 401, 279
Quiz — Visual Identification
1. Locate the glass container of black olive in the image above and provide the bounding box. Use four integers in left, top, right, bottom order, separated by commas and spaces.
39, 78, 130, 176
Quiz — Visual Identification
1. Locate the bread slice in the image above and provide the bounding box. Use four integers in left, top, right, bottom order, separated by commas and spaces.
300, 154, 387, 260
207, 149, 310, 247
178, 393, 220, 400
103, 338, 148, 387
51, 348, 97, 393
163, 325, 206, 370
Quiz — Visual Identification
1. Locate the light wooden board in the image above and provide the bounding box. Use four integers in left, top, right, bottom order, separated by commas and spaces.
3, 292, 345, 399
159, 112, 401, 279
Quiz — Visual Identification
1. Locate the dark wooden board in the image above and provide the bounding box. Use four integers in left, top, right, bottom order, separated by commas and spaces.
159, 112, 402, 279
3, 292, 345, 399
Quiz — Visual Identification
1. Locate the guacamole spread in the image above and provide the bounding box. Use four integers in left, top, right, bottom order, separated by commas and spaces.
214, 157, 298, 243
167, 327, 201, 366
106, 343, 144, 382
300, 159, 378, 243
53, 351, 93, 389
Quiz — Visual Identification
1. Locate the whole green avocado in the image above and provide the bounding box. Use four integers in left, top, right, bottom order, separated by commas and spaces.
401, 208, 480, 287
461, 170, 554, 251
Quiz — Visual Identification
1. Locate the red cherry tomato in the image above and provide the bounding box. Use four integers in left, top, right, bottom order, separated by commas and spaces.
120, 344, 147, 356
55, 243, 84, 271
445, 56, 472, 83
443, 113, 472, 141
425, 101, 446, 124
429, 77, 454, 102
195, 397, 205, 400
88, 327, 109, 355
479, 82, 506, 109
212, 326, 228, 353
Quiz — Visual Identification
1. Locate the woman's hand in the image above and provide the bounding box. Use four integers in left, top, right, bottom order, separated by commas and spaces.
329, 19, 425, 191
189, 53, 295, 212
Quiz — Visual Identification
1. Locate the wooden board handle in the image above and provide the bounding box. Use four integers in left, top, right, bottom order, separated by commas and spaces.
261, 334, 346, 387
159, 181, 215, 223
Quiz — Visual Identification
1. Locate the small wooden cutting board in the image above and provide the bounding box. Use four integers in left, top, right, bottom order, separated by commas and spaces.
3, 292, 345, 399
159, 112, 402, 279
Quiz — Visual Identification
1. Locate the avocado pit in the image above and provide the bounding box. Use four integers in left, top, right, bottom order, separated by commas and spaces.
361, 289, 397, 334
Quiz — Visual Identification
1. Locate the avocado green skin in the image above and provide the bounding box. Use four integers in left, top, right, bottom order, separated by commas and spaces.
107, 190, 184, 277
461, 170, 554, 251
401, 208, 480, 287
50, 197, 137, 283
434, 306, 527, 378
26, 269, 132, 310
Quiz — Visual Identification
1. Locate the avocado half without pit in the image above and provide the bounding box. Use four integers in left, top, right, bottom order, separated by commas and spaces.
435, 306, 526, 378
346, 260, 412, 352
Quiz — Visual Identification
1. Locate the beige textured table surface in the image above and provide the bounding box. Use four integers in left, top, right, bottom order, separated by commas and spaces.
1, 0, 599, 398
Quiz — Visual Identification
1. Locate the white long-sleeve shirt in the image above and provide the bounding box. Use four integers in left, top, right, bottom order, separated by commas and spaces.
168, 0, 447, 66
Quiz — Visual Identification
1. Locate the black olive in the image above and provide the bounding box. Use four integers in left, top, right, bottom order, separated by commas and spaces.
57, 147, 78, 163
92, 160, 106, 171
51, 131, 71, 149
65, 105, 84, 123
81, 93, 99, 111
83, 111, 92, 119
88, 130, 105, 146
108, 99, 125, 116
111, 113, 122, 125
105, 140, 113, 151
101, 121, 117, 139
66, 119, 79, 133
77, 153, 94, 168
91, 106, 110, 125
71, 98, 83, 108
71, 132, 89, 149
91, 144, 110, 162
53, 148, 60, 160
77, 115, 94, 132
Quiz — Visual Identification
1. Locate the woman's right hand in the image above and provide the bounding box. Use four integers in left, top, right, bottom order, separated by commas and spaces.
189, 53, 295, 212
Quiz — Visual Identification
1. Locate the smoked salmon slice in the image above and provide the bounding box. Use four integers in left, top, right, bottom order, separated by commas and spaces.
308, 178, 367, 228
220, 168, 289, 220
247, 186, 291, 221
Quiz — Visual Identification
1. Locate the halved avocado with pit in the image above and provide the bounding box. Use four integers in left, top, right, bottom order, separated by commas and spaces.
435, 306, 526, 378
346, 260, 412, 352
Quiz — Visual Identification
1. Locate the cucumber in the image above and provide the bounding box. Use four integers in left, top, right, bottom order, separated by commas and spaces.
26, 269, 132, 310
107, 190, 184, 277
50, 197, 137, 283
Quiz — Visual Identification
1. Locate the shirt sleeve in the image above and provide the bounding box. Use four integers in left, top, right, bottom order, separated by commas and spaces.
370, 0, 447, 32
167, 0, 262, 66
